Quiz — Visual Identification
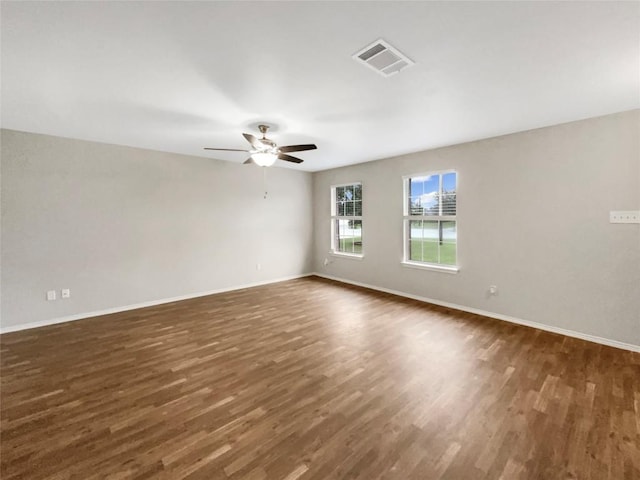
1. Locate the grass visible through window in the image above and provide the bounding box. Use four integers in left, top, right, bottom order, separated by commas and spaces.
409, 239, 456, 265
338, 235, 363, 255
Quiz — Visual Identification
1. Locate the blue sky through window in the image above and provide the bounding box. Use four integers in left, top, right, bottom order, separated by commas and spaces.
442, 172, 456, 192
410, 173, 456, 212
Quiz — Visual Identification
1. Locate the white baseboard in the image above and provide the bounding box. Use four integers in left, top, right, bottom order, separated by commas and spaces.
312, 272, 640, 353
5, 272, 638, 354
0, 273, 313, 334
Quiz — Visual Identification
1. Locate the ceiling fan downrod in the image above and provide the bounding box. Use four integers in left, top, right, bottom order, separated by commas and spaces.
258, 124, 270, 138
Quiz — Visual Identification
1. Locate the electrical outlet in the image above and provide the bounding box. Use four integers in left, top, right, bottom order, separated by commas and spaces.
61, 289, 71, 299
489, 285, 498, 296
610, 210, 640, 224
46, 290, 56, 301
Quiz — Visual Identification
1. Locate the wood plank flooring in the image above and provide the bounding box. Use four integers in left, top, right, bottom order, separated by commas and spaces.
1, 276, 639, 479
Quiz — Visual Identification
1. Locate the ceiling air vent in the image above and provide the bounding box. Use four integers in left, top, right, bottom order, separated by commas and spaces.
353, 39, 415, 77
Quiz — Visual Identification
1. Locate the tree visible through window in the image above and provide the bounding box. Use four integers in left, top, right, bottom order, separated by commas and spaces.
404, 172, 457, 266
331, 183, 362, 255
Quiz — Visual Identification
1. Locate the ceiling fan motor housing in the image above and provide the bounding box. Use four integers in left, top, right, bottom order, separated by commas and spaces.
259, 139, 277, 150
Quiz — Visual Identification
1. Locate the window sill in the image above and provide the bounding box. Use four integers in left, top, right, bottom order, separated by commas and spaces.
330, 251, 364, 260
401, 261, 459, 274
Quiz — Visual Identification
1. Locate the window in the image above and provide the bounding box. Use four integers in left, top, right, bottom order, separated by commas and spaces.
331, 183, 363, 256
403, 171, 457, 270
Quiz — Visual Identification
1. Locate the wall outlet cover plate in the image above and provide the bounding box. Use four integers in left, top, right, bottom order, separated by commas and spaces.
610, 211, 640, 224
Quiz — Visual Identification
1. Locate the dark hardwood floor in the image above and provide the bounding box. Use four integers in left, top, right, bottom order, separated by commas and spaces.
1, 276, 639, 479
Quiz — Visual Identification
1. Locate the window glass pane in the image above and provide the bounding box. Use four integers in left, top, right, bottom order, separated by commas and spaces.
351, 220, 362, 254
442, 172, 456, 216
354, 200, 362, 217
337, 218, 349, 235
344, 201, 354, 216
421, 221, 439, 263
440, 221, 457, 265
409, 220, 423, 261
408, 179, 419, 215
334, 219, 342, 250
442, 172, 456, 193
344, 186, 354, 201
354, 184, 362, 201
335, 186, 345, 215
337, 218, 348, 252
335, 218, 363, 254
410, 177, 424, 197
409, 195, 423, 215
441, 193, 456, 216
422, 175, 440, 216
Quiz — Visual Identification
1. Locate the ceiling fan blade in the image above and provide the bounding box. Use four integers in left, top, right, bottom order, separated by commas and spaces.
278, 144, 317, 153
203, 148, 249, 152
242, 133, 265, 149
277, 153, 304, 164
243, 158, 255, 164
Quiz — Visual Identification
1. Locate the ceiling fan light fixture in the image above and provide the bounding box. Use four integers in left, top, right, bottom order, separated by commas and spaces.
251, 152, 277, 167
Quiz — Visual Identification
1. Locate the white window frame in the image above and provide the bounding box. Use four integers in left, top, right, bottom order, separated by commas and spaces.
330, 182, 364, 258
402, 170, 459, 273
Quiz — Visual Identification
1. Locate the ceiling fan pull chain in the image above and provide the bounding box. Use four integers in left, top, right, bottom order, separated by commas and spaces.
263, 167, 268, 199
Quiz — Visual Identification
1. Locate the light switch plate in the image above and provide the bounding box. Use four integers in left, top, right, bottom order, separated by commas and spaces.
610, 211, 640, 224
46, 290, 56, 301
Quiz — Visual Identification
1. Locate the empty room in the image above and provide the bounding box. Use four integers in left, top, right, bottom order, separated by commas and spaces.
1, 1, 639, 479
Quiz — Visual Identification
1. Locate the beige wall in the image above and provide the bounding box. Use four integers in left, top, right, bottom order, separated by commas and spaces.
1, 130, 314, 330
3, 111, 639, 345
313, 110, 640, 347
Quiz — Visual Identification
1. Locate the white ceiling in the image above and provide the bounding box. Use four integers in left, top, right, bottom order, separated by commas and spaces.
2, 1, 638, 171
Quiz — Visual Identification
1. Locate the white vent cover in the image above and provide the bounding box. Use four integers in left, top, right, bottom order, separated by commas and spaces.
353, 39, 415, 77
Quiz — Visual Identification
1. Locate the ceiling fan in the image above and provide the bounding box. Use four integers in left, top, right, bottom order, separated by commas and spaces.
204, 124, 317, 166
